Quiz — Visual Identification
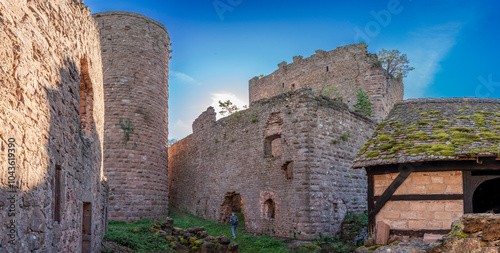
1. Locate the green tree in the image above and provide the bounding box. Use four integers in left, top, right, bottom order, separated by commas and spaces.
377, 49, 414, 78
354, 88, 372, 116
218, 100, 247, 116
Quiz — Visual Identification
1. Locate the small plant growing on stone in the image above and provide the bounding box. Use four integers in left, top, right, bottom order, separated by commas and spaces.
354, 88, 372, 116
320, 86, 344, 102
340, 131, 351, 141
119, 118, 134, 142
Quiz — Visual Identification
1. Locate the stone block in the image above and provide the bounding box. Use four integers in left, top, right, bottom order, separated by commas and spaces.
376, 221, 390, 245
423, 233, 444, 243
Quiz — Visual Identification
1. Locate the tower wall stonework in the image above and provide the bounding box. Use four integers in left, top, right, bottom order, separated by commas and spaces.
249, 43, 404, 121
94, 11, 170, 221
0, 0, 107, 252
168, 89, 376, 239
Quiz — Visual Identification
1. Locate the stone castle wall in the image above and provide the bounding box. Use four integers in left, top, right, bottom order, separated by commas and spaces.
0, 0, 107, 252
94, 11, 170, 221
249, 43, 404, 121
168, 89, 376, 239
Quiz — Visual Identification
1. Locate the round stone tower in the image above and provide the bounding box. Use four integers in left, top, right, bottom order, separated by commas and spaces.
93, 11, 170, 221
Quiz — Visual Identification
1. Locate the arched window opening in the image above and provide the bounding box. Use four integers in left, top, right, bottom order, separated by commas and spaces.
264, 199, 275, 219
291, 84, 296, 91
326, 66, 329, 72
473, 178, 500, 213
79, 58, 93, 137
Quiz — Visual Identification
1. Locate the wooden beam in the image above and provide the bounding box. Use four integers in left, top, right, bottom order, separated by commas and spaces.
373, 194, 463, 202
367, 160, 500, 175
391, 229, 451, 237
367, 174, 374, 234
463, 170, 472, 213
368, 165, 413, 229
464, 173, 500, 213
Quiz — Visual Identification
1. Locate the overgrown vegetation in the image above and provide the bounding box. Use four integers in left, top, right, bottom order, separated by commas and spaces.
119, 118, 134, 142
376, 49, 414, 78
319, 85, 344, 102
354, 88, 372, 116
104, 207, 291, 252
103, 207, 373, 252
219, 100, 248, 116
104, 219, 170, 252
296, 212, 368, 253
169, 208, 290, 253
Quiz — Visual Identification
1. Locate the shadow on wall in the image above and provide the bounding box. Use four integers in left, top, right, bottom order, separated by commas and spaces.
0, 58, 107, 252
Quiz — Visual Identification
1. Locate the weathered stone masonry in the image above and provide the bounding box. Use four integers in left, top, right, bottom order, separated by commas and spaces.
249, 43, 404, 121
0, 0, 107, 252
169, 89, 377, 239
94, 11, 170, 221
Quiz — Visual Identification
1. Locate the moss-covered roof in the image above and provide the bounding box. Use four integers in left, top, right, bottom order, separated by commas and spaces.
353, 98, 500, 168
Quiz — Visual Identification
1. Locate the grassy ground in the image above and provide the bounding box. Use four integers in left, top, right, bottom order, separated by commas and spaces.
168, 207, 291, 253
103, 207, 291, 252
103, 219, 170, 252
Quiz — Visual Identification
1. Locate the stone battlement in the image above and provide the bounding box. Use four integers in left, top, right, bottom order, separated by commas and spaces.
249, 43, 404, 121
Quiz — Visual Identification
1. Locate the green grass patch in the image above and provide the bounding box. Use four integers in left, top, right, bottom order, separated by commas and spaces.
449, 127, 473, 132
407, 143, 455, 156
389, 142, 413, 154
477, 131, 500, 141
104, 220, 171, 252
455, 115, 470, 119
450, 131, 479, 141
432, 130, 450, 141
104, 208, 291, 253
472, 114, 486, 127
405, 131, 429, 140
488, 119, 500, 125
418, 119, 431, 125
169, 208, 290, 253
379, 142, 395, 151
376, 121, 387, 130
377, 133, 393, 142
475, 110, 493, 115
433, 124, 445, 129
429, 110, 441, 115
365, 151, 380, 158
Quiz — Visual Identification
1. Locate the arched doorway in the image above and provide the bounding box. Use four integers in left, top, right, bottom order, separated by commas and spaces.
219, 192, 245, 224
473, 178, 500, 213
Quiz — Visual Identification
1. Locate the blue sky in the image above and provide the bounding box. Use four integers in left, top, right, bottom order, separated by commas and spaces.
85, 0, 500, 140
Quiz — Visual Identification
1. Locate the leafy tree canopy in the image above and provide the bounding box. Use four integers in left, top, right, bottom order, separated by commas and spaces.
377, 49, 414, 78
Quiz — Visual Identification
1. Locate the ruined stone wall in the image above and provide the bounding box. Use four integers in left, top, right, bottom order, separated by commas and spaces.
169, 89, 376, 239
375, 171, 464, 231
307, 102, 376, 235
0, 0, 106, 252
94, 11, 170, 221
249, 43, 404, 121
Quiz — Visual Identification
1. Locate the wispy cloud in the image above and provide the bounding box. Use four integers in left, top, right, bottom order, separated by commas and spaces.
170, 70, 202, 86
209, 92, 248, 119
403, 23, 462, 98
169, 119, 193, 140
